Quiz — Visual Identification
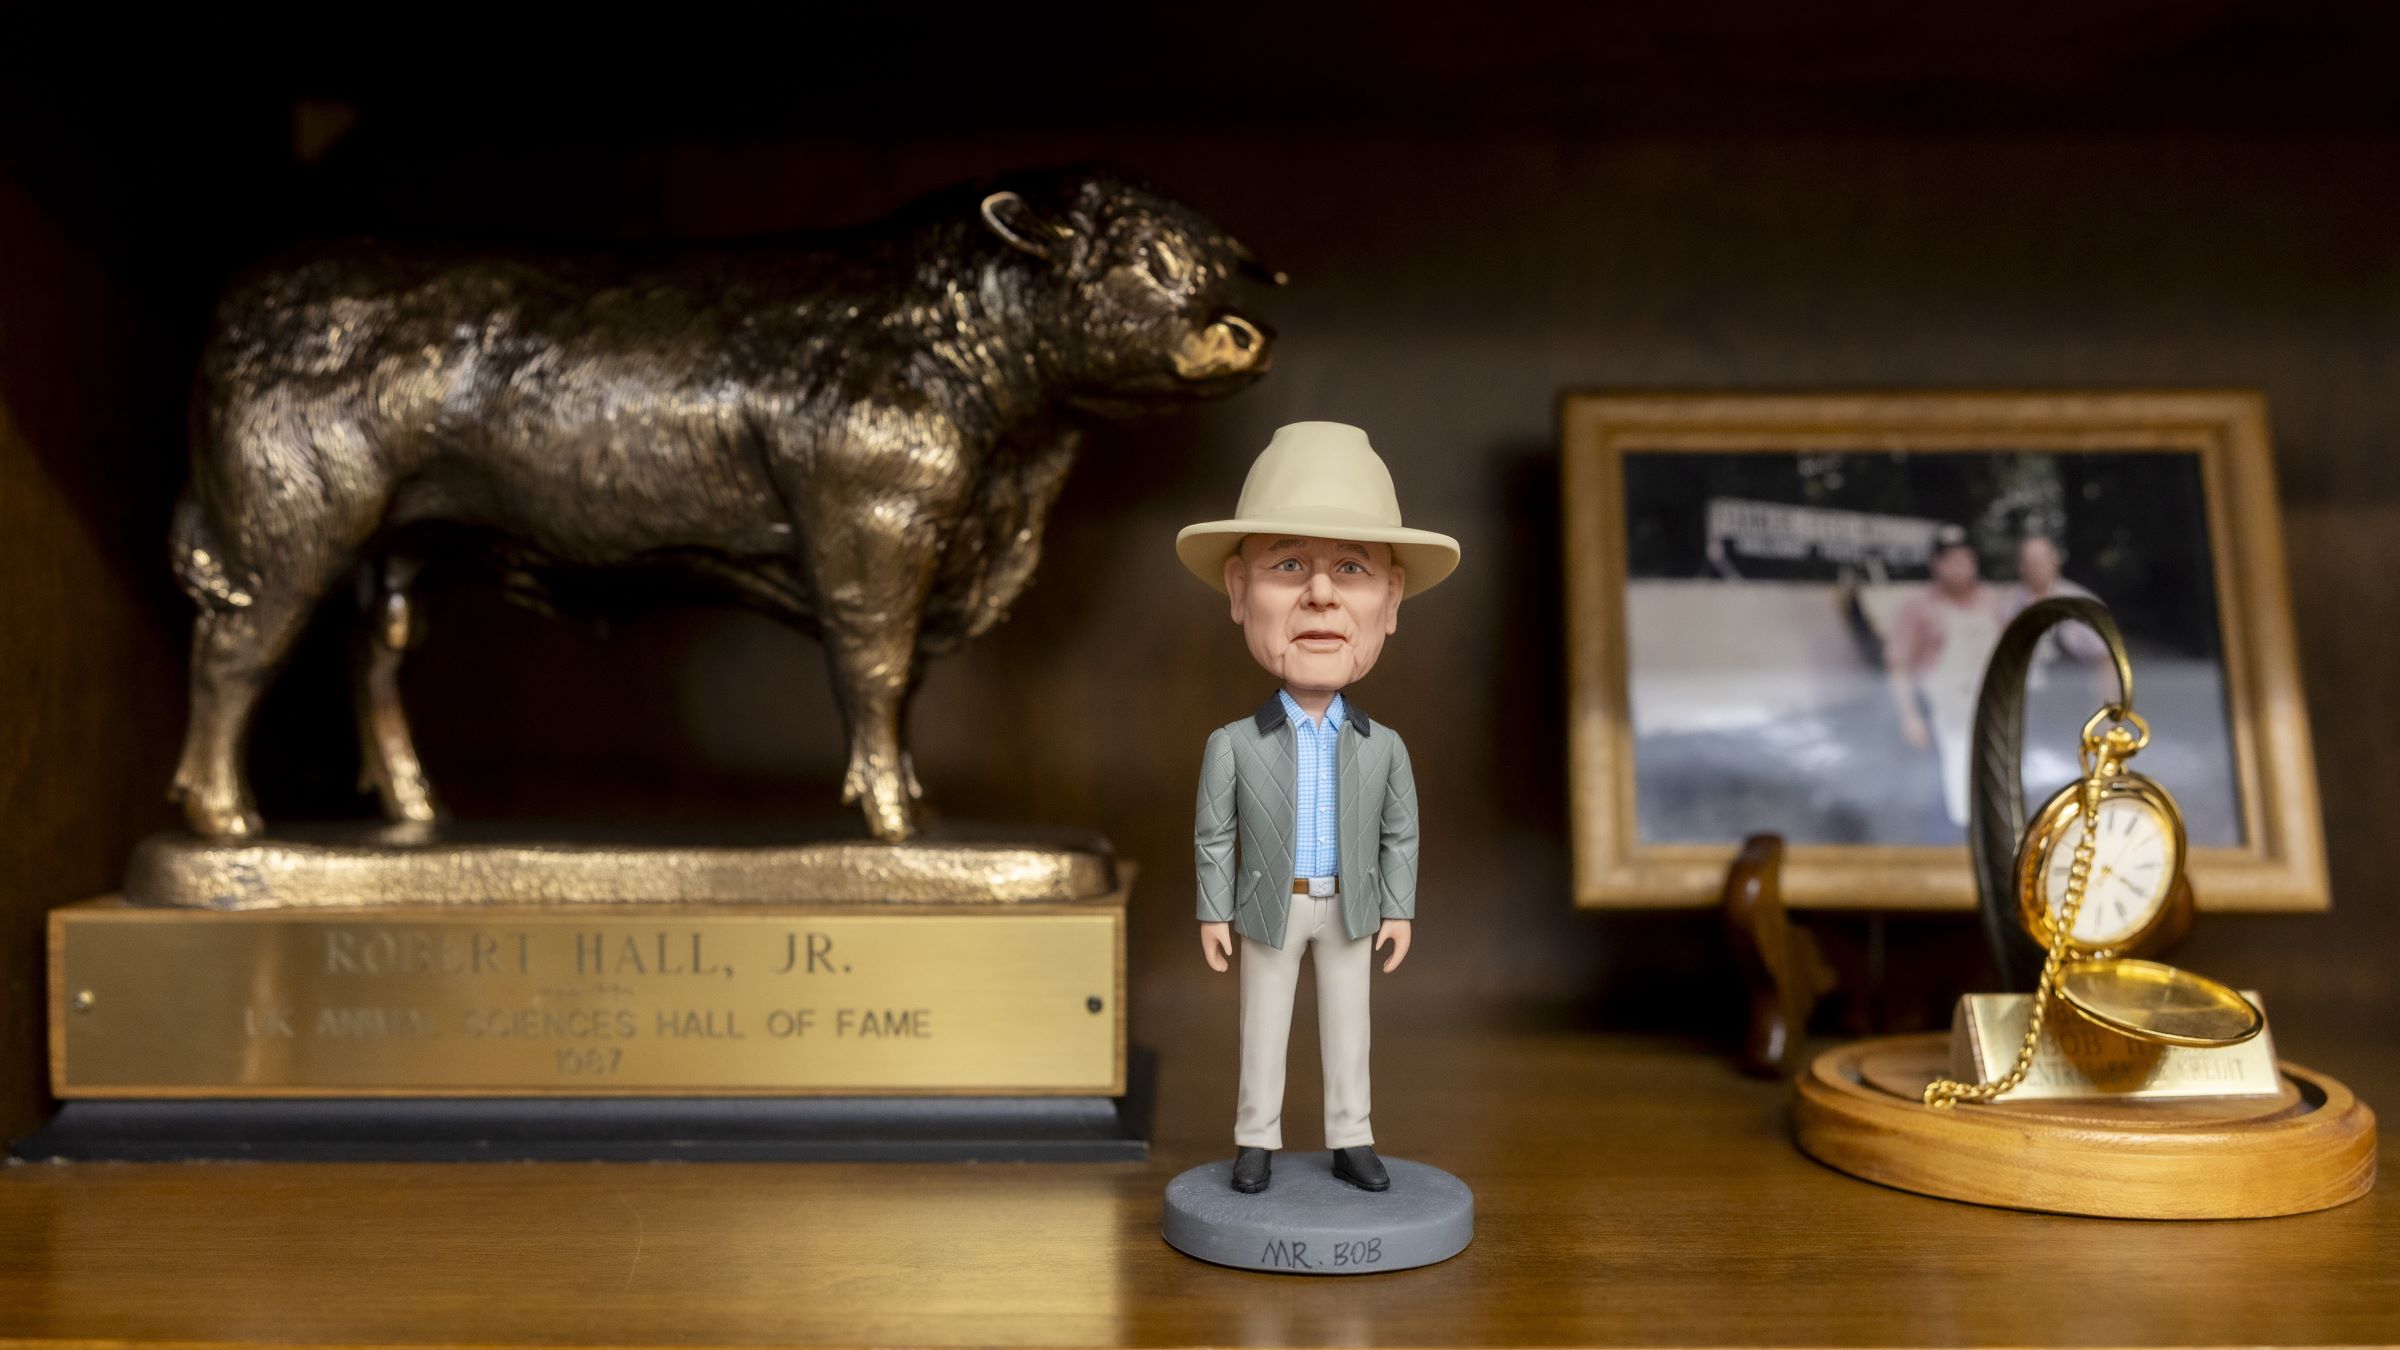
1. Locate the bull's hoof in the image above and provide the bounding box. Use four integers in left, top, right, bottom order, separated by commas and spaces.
171, 785, 262, 841
387, 792, 443, 826
842, 751, 921, 841
862, 797, 920, 843
362, 766, 444, 826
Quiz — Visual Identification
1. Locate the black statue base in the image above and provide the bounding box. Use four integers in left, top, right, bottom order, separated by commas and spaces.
13, 1053, 1153, 1164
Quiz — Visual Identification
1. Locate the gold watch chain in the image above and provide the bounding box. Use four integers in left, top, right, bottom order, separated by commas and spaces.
1922, 734, 2118, 1110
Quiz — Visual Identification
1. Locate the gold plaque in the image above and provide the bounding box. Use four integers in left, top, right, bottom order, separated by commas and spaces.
1948, 990, 2280, 1102
52, 890, 1125, 1097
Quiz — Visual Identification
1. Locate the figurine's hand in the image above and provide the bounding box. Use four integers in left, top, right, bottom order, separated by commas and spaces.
1899, 710, 1931, 750
1200, 922, 1234, 973
1376, 919, 1413, 973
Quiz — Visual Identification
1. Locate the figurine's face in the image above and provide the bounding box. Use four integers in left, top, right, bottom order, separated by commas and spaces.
1224, 535, 1404, 697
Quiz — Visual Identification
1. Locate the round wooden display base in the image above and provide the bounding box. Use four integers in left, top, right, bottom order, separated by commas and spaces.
1793, 1034, 2377, 1219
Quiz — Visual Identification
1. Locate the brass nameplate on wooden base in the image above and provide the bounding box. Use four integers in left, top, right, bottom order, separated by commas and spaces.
51, 889, 1127, 1098
1950, 991, 2280, 1101
1794, 1033, 2377, 1219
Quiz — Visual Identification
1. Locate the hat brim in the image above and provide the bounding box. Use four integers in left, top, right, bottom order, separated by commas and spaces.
1175, 517, 1461, 598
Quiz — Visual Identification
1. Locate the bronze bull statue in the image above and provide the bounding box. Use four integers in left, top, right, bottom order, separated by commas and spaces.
169, 166, 1278, 843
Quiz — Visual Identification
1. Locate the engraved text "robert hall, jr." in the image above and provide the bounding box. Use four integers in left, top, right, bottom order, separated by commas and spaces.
320, 928, 849, 980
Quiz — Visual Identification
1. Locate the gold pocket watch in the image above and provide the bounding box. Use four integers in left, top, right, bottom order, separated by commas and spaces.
1926, 704, 2263, 1109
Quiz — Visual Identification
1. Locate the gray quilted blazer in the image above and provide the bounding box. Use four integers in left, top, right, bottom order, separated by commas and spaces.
1194, 693, 1420, 948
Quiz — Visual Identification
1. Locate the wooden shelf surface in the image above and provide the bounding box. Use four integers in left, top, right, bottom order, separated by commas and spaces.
0, 1016, 2391, 1347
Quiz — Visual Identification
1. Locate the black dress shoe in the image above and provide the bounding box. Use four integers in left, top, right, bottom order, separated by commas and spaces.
1231, 1147, 1272, 1193
1331, 1145, 1390, 1191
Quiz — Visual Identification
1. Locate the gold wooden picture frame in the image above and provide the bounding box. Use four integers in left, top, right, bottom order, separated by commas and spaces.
1563, 391, 2325, 912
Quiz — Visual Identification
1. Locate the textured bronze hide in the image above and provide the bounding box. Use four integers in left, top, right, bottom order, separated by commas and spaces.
168, 166, 1278, 842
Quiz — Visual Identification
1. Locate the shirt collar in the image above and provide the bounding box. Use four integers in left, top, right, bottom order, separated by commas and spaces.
1277, 688, 1346, 732
1255, 691, 1372, 736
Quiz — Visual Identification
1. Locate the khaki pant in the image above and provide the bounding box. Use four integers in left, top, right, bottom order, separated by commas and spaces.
1236, 890, 1373, 1150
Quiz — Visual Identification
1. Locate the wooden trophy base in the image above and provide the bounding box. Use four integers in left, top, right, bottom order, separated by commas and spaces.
1793, 1034, 2377, 1219
30, 829, 1149, 1161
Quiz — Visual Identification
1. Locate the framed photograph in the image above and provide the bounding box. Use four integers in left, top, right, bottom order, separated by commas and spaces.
1563, 391, 2325, 912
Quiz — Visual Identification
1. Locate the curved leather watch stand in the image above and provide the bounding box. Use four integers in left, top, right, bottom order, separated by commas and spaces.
1967, 595, 2133, 990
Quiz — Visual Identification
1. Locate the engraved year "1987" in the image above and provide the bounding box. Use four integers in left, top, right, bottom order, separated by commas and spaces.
554, 1046, 624, 1076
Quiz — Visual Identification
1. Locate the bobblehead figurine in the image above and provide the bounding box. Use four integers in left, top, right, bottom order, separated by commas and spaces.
1160, 423, 1473, 1275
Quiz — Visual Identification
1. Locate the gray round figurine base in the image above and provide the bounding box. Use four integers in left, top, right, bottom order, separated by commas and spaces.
1161, 1152, 1473, 1274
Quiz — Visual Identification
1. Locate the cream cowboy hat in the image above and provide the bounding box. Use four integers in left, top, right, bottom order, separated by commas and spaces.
1176, 421, 1461, 598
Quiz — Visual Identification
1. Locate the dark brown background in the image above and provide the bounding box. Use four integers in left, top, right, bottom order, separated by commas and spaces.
5, 5, 2398, 1141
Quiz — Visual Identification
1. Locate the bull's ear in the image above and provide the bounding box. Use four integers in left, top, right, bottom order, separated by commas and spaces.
981, 191, 1071, 263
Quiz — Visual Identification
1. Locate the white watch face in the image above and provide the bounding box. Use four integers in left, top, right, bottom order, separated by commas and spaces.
2042, 795, 2175, 946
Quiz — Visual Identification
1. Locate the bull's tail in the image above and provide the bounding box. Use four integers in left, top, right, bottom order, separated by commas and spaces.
172, 354, 278, 615
169, 492, 257, 614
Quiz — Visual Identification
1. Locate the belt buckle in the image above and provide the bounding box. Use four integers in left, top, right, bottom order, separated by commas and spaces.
1307, 876, 1337, 899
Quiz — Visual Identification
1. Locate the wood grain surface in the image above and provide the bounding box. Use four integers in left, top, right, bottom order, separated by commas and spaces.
0, 1013, 2392, 1348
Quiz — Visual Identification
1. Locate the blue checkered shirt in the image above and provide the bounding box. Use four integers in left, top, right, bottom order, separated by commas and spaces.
1280, 689, 1345, 881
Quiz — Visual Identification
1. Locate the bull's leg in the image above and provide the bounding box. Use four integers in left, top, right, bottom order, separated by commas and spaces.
168, 583, 326, 839
803, 502, 946, 844
897, 663, 933, 804
170, 420, 390, 839
824, 608, 931, 843
353, 556, 441, 825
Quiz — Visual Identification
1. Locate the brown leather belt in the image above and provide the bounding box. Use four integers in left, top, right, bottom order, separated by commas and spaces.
1291, 878, 1340, 895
